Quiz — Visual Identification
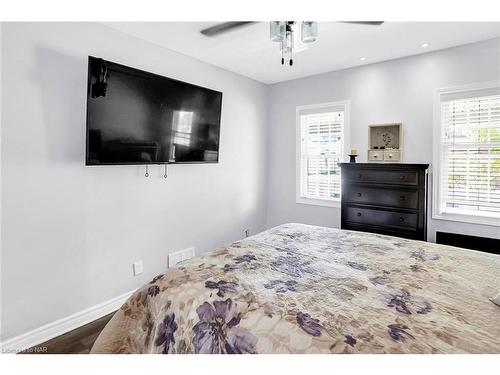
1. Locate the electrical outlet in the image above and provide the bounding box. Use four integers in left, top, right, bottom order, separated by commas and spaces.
169, 247, 195, 267
133, 260, 143, 276
245, 229, 250, 238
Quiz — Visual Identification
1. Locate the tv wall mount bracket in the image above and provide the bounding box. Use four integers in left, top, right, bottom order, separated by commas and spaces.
144, 164, 168, 179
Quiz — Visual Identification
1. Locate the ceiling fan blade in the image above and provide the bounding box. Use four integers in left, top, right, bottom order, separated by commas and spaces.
340, 21, 384, 26
200, 22, 257, 36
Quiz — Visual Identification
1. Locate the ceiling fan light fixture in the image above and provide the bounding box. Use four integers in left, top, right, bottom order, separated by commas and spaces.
270, 21, 286, 42
301, 21, 318, 43
270, 21, 317, 67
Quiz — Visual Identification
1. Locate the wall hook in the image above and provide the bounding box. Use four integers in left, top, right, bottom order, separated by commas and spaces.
145, 165, 149, 178
164, 164, 168, 179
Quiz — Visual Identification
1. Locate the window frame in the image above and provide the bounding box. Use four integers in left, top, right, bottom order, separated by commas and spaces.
432, 81, 500, 227
295, 100, 350, 208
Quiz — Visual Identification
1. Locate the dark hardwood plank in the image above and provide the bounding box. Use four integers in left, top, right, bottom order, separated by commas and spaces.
21, 311, 115, 354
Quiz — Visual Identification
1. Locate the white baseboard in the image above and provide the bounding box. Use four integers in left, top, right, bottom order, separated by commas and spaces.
1, 289, 136, 353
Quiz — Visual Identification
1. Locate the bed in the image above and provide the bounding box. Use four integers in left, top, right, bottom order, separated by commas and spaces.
91, 223, 500, 354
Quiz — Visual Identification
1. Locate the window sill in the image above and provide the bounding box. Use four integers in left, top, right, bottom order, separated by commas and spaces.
296, 197, 341, 208
432, 211, 500, 227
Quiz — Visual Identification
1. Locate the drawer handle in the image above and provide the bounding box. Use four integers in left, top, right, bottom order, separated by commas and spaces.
399, 217, 405, 222
388, 154, 393, 158
357, 212, 362, 217
373, 155, 378, 158
399, 195, 406, 201
356, 193, 362, 197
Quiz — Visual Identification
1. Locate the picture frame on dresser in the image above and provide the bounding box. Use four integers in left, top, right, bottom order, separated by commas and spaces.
368, 123, 403, 162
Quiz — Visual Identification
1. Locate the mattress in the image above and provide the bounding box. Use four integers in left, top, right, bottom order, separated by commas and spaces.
91, 223, 500, 354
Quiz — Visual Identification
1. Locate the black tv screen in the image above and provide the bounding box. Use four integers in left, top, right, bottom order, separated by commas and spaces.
86, 56, 222, 165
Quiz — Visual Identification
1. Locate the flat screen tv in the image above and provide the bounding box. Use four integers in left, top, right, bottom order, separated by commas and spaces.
86, 56, 223, 165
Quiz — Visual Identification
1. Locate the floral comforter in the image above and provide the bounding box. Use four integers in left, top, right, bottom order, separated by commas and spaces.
91, 223, 500, 354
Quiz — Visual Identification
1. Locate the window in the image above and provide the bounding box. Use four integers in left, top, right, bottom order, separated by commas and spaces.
296, 101, 349, 207
434, 82, 500, 226
172, 110, 194, 146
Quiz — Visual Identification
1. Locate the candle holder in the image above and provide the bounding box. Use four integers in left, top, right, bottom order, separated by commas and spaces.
349, 154, 358, 163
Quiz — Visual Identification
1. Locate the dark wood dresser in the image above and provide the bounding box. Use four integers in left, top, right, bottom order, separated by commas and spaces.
339, 163, 429, 240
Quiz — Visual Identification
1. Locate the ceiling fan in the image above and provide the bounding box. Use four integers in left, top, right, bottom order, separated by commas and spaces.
200, 21, 384, 37
200, 21, 384, 66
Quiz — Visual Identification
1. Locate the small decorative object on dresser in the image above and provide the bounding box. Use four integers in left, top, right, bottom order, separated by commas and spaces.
368, 123, 403, 162
339, 163, 429, 240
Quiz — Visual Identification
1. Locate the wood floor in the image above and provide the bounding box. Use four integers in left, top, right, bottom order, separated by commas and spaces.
22, 312, 115, 354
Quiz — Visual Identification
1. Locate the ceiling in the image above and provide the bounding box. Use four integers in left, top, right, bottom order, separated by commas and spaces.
104, 22, 500, 84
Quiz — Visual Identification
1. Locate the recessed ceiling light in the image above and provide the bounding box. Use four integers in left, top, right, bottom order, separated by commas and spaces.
360, 57, 366, 61
420, 43, 429, 48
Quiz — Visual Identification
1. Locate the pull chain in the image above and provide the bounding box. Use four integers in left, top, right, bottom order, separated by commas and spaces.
280, 41, 284, 65
145, 165, 149, 178
163, 164, 168, 179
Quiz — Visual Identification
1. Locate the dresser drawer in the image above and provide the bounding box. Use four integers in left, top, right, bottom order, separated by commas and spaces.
368, 150, 384, 161
345, 186, 418, 209
345, 206, 418, 231
384, 150, 400, 162
343, 168, 418, 185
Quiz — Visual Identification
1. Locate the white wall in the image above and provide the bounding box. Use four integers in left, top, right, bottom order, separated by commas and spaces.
266, 38, 500, 240
0, 23, 268, 340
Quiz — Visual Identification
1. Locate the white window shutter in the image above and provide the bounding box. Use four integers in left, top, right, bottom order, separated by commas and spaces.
439, 94, 500, 218
299, 110, 344, 202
